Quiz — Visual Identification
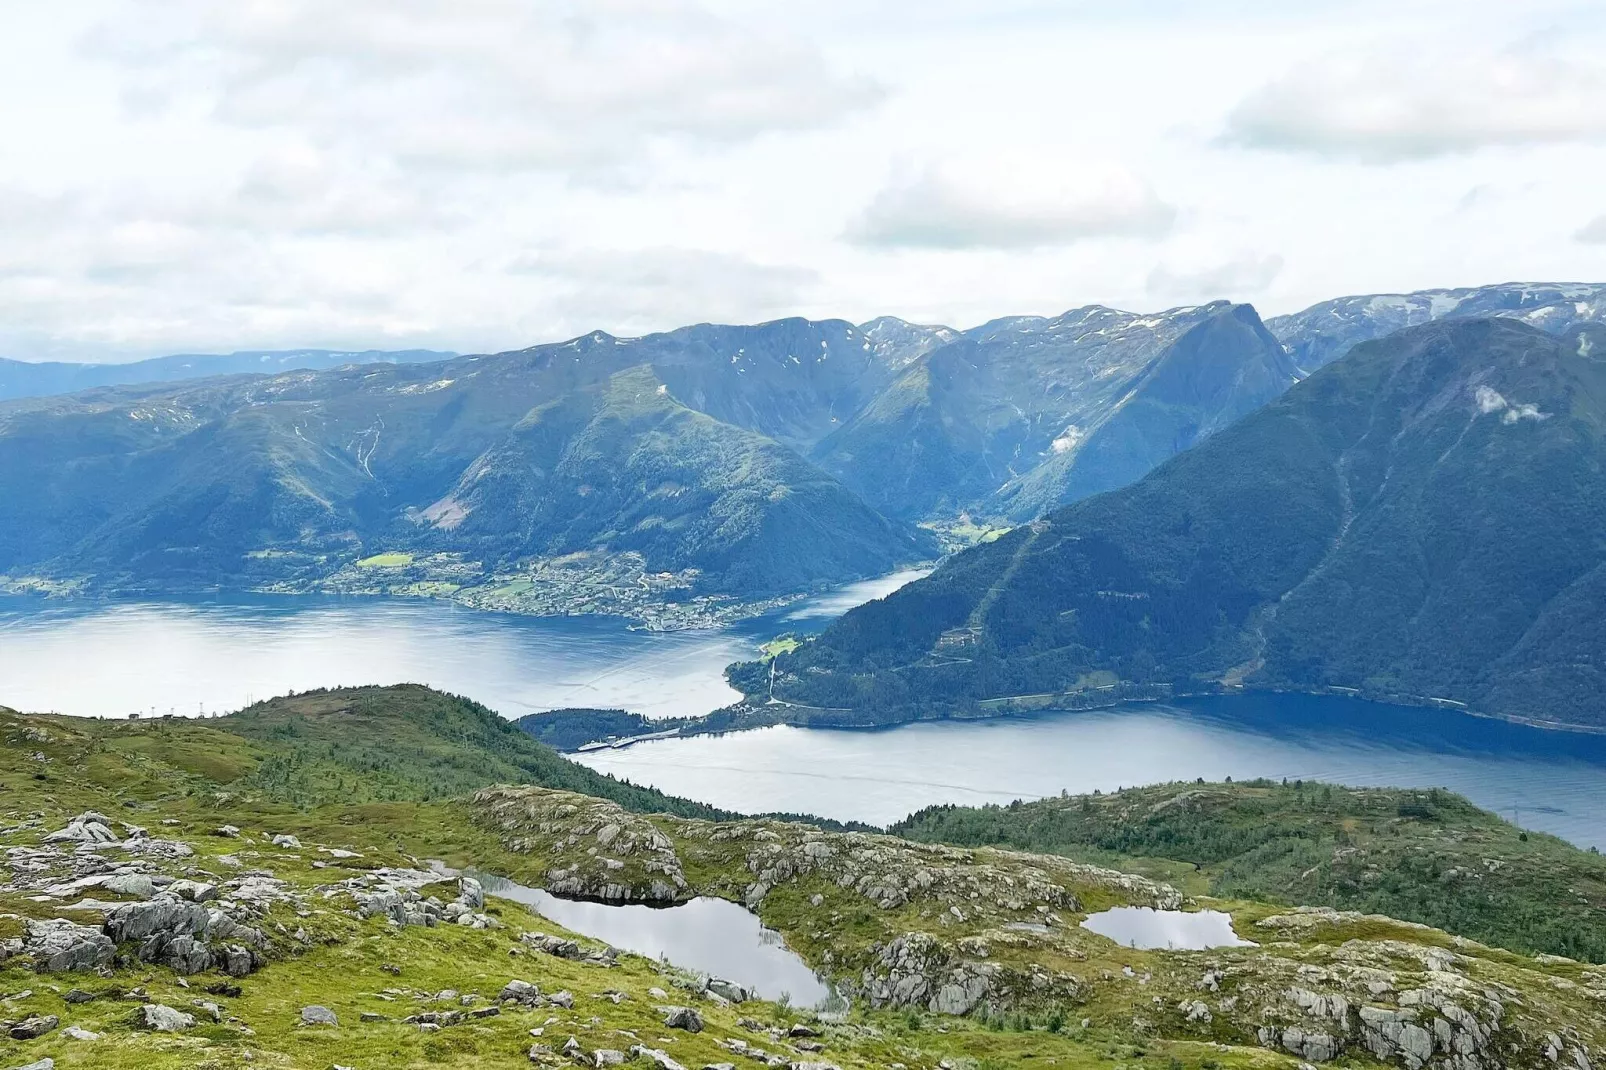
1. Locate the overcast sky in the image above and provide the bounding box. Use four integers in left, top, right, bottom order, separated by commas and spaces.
4, 0, 1606, 361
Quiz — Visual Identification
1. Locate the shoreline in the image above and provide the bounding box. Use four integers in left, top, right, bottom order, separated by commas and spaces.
559, 683, 1606, 752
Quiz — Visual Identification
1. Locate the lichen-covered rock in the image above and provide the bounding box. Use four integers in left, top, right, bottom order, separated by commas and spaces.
134, 1003, 195, 1032
8, 1015, 58, 1040
300, 1005, 338, 1026
23, 918, 114, 973
473, 788, 689, 903
859, 931, 1000, 1015
43, 813, 119, 845
661, 1005, 703, 1032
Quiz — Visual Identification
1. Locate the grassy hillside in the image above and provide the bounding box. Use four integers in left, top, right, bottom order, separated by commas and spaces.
18, 683, 722, 819
892, 780, 1606, 963
1, 697, 1604, 1069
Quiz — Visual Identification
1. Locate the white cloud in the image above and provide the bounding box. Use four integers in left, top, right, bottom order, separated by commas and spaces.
848, 158, 1175, 250
3, 2, 1606, 361
1475, 383, 1548, 423
1579, 216, 1606, 244
88, 0, 881, 179
1147, 254, 1285, 301
505, 248, 818, 333
1225, 42, 1606, 162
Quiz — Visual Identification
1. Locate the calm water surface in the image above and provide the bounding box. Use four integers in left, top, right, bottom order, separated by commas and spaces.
0, 569, 927, 720
475, 873, 832, 1006
6, 575, 1606, 849
574, 695, 1606, 849
1080, 907, 1255, 950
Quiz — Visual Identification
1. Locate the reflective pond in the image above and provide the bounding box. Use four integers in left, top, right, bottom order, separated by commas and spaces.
1079, 907, 1255, 950
474, 872, 834, 1008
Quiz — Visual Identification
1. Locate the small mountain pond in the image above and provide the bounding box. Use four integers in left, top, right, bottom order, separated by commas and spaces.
468, 871, 836, 1009
1079, 906, 1256, 950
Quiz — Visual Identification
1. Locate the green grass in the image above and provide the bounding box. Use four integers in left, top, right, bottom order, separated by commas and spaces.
2, 692, 1604, 1068
892, 779, 1606, 962
4, 685, 727, 819
759, 635, 802, 658
355, 551, 415, 568
0, 708, 1325, 1070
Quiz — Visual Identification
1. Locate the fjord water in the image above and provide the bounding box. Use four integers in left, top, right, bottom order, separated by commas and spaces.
0, 569, 928, 722
5, 576, 1606, 849
573, 695, 1606, 850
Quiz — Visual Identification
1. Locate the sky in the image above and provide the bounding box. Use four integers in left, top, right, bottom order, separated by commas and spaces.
2, 0, 1606, 362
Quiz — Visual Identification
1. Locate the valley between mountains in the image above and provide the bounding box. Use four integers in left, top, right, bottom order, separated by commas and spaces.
5, 283, 1602, 638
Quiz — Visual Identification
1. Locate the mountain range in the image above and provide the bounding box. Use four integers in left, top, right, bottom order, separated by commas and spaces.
0, 331, 929, 598
0, 347, 455, 402
1266, 281, 1606, 373
746, 315, 1606, 729
2, 281, 1603, 607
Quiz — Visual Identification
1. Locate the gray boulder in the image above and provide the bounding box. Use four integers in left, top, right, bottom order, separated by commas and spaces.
458, 876, 485, 909
500, 979, 540, 1004
23, 919, 114, 973
219, 943, 261, 977
149, 934, 213, 974
8, 1015, 58, 1040
135, 1003, 196, 1032
629, 1047, 688, 1070
707, 978, 751, 1003
1358, 1006, 1435, 1069
661, 1006, 704, 1033
167, 879, 219, 903
10, 1060, 54, 1070
300, 1005, 338, 1026
101, 874, 156, 899
43, 813, 118, 845
102, 897, 212, 943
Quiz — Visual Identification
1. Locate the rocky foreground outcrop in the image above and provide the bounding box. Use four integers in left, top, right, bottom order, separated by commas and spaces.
2, 813, 282, 978
470, 786, 1606, 1070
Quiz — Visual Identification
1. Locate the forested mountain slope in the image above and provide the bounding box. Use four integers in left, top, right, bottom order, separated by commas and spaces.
0, 333, 931, 598
747, 318, 1606, 728
894, 779, 1606, 962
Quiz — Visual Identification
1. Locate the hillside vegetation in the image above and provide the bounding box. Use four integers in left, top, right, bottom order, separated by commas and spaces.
1, 694, 1604, 1070
893, 780, 1606, 963
205, 684, 725, 817
0, 327, 931, 604
749, 318, 1606, 729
